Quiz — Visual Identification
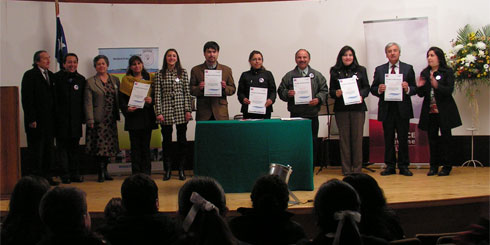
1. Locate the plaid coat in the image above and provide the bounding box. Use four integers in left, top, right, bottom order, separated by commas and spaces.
153, 68, 192, 125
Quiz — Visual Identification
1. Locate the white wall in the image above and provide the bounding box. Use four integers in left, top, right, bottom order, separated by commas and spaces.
1, 0, 489, 146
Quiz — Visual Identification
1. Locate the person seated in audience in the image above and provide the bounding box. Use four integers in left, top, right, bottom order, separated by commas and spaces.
1, 176, 50, 245
229, 175, 306, 244
37, 186, 105, 245
174, 176, 240, 245
455, 217, 489, 245
96, 197, 125, 237
102, 173, 179, 245
343, 173, 404, 241
297, 179, 388, 245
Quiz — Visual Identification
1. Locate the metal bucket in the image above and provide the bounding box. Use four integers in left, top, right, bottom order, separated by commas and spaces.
269, 163, 293, 184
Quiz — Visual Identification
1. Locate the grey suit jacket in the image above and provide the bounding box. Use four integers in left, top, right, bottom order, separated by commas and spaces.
84, 74, 121, 124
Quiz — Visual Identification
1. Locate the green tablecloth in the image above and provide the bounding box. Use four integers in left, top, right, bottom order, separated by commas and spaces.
194, 119, 313, 193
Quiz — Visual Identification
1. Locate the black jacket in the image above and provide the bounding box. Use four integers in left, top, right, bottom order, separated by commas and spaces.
229, 207, 306, 245
237, 68, 277, 115
329, 65, 370, 112
119, 92, 158, 131
417, 67, 462, 131
21, 66, 55, 134
53, 70, 86, 138
370, 62, 416, 121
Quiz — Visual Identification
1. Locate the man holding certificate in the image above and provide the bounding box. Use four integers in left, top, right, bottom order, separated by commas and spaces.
278, 49, 328, 164
370, 42, 416, 176
190, 41, 236, 121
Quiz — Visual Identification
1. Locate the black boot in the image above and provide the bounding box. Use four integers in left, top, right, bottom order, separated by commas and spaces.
104, 161, 113, 181
178, 157, 186, 181
97, 162, 105, 183
163, 159, 171, 181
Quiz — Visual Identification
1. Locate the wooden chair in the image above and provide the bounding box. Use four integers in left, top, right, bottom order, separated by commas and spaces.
415, 232, 461, 245
389, 238, 422, 245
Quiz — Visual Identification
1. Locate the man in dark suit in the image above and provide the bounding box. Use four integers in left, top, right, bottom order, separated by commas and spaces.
190, 41, 236, 121
54, 53, 86, 184
370, 42, 416, 176
21, 50, 59, 185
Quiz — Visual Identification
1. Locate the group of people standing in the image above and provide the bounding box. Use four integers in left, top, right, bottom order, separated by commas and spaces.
20, 40, 462, 186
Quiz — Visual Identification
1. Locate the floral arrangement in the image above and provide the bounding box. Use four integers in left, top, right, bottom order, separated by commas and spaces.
447, 24, 490, 88
447, 24, 489, 128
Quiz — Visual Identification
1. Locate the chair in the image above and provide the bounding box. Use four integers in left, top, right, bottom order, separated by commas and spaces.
436, 235, 457, 244
389, 238, 422, 245
415, 232, 461, 245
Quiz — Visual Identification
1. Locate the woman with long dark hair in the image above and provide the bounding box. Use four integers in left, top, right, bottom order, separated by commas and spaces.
237, 50, 276, 119
1, 176, 50, 245
329, 46, 370, 175
84, 55, 120, 182
154, 49, 192, 181
119, 55, 157, 175
417, 47, 462, 176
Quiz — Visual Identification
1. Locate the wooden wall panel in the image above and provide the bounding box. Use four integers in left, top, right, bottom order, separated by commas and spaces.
0, 87, 21, 198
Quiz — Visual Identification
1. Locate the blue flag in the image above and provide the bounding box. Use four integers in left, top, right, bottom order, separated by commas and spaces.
55, 16, 68, 69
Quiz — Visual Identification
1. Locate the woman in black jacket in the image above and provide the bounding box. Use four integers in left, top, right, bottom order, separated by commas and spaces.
417, 47, 462, 176
329, 46, 370, 175
119, 56, 157, 175
237, 50, 276, 119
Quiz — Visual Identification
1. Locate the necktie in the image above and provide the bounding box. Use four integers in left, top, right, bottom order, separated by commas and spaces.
390, 65, 396, 74
302, 71, 307, 76
44, 70, 50, 85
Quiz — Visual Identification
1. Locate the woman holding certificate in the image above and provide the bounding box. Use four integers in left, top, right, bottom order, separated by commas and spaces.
154, 49, 192, 181
84, 55, 120, 182
237, 50, 276, 119
329, 46, 370, 175
119, 55, 157, 175
417, 47, 461, 176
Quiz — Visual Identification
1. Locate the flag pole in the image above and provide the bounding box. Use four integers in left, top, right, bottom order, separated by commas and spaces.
55, 0, 59, 72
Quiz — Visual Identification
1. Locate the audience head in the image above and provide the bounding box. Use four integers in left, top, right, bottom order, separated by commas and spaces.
314, 179, 362, 244
295, 49, 311, 70
203, 41, 220, 65
178, 176, 227, 217
385, 42, 401, 64
250, 175, 289, 214
332, 45, 360, 71
121, 173, 159, 215
426, 46, 449, 70
104, 197, 125, 224
63, 53, 79, 73
176, 177, 237, 245
33, 50, 50, 69
126, 55, 150, 80
4, 176, 50, 224
343, 173, 387, 212
39, 186, 90, 234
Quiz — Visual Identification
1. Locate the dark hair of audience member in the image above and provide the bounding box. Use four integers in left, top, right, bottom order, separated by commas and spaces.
250, 174, 289, 214
39, 187, 90, 235
343, 173, 404, 241
176, 176, 238, 245
314, 179, 363, 244
104, 197, 125, 224
121, 173, 158, 215
1, 176, 50, 245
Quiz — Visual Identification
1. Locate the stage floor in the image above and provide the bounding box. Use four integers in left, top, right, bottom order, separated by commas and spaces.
1, 166, 489, 214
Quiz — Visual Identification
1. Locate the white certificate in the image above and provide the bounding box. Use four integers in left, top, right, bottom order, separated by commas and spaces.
339, 77, 362, 105
293, 77, 312, 105
248, 87, 267, 115
204, 69, 222, 97
384, 74, 403, 101
128, 82, 150, 109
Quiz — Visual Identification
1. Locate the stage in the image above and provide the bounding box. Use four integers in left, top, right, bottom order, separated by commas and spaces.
1, 166, 489, 237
